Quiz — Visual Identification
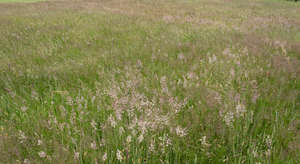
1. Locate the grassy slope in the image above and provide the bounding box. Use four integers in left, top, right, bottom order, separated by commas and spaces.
0, 0, 299, 163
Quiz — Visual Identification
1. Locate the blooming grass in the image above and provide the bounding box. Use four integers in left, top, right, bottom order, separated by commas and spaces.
0, 0, 299, 163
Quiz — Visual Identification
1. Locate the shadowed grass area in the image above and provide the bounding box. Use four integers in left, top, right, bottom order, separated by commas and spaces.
0, 0, 299, 163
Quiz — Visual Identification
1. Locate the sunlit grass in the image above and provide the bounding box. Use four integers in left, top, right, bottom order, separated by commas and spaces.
0, 0, 299, 163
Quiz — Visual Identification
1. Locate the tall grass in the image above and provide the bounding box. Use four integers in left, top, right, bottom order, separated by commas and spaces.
0, 0, 299, 163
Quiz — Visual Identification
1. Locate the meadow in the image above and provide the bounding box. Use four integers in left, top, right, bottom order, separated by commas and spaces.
0, 0, 299, 163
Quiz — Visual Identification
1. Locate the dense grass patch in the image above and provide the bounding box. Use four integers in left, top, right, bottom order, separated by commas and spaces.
0, 0, 299, 163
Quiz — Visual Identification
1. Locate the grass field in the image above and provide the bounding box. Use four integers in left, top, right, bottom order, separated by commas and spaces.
0, 0, 42, 3
0, 0, 299, 163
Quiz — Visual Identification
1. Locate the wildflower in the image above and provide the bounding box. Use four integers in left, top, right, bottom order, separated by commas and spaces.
38, 151, 46, 158
102, 152, 107, 161
116, 149, 123, 161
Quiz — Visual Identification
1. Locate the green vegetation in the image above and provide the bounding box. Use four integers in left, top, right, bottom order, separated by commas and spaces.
0, 0, 42, 3
0, 0, 299, 163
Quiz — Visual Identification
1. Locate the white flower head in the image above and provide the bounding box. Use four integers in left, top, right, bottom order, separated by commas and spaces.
116, 149, 123, 161
38, 151, 46, 158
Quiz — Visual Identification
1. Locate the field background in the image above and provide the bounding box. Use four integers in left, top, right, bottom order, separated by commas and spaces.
0, 0, 42, 3
0, 0, 299, 163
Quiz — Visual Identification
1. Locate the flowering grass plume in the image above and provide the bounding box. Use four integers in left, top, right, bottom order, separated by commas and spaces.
0, 0, 299, 163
